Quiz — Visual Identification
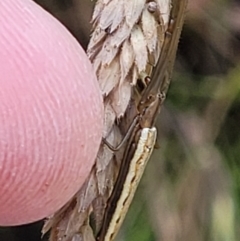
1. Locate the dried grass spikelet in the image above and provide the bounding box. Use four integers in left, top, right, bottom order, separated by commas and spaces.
42, 0, 171, 240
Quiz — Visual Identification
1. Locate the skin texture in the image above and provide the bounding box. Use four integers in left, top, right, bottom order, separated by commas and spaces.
0, 0, 103, 226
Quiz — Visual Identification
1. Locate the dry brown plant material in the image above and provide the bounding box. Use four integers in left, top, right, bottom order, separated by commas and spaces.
42, 0, 178, 240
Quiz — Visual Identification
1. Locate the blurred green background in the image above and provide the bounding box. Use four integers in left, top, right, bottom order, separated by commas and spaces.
1, 0, 240, 240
